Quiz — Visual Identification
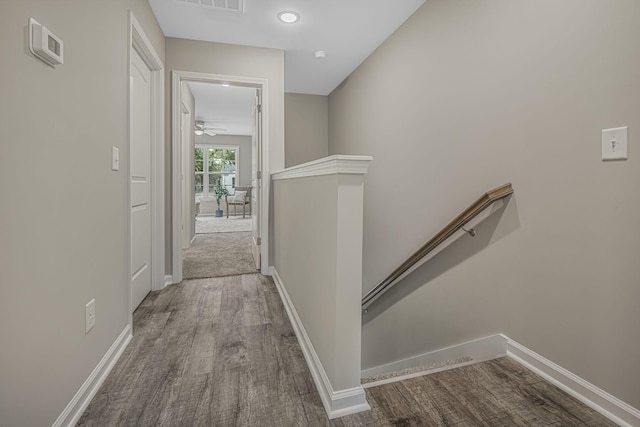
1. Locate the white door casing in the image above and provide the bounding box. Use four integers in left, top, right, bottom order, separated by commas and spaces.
251, 90, 262, 270
130, 48, 152, 310
128, 12, 165, 325
171, 71, 270, 282
181, 102, 192, 249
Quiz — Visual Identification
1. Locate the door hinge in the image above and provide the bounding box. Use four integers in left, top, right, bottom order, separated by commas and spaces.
257, 104, 262, 113
256, 237, 262, 246
257, 170, 262, 179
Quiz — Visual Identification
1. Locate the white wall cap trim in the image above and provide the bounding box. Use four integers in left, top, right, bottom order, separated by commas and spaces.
272, 155, 372, 181
53, 325, 132, 427
271, 267, 370, 419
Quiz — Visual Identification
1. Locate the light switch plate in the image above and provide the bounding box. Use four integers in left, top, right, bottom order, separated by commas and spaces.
602, 126, 628, 161
112, 146, 120, 170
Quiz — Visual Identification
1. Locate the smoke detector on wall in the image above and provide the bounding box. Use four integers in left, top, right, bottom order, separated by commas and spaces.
175, 0, 244, 13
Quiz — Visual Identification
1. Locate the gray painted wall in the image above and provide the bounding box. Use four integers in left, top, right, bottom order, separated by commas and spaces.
165, 38, 284, 274
284, 93, 328, 167
274, 176, 339, 380
274, 171, 367, 393
329, 0, 640, 409
0, 1, 165, 425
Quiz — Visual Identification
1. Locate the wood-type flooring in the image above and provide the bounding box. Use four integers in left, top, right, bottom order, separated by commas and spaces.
78, 274, 616, 426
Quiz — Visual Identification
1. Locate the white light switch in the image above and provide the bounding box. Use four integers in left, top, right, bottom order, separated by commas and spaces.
602, 126, 628, 161
112, 146, 120, 170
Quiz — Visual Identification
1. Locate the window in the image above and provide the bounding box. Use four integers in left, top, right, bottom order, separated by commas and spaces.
195, 146, 238, 199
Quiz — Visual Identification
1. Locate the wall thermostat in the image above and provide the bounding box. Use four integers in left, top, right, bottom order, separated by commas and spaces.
29, 18, 64, 67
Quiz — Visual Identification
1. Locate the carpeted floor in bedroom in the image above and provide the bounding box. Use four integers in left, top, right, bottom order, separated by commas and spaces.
182, 232, 257, 279
195, 215, 252, 234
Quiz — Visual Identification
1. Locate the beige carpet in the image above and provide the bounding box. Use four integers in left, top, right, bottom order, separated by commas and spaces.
196, 215, 252, 234
183, 232, 257, 279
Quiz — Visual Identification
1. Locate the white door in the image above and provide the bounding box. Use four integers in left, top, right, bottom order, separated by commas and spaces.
130, 49, 152, 310
251, 90, 262, 270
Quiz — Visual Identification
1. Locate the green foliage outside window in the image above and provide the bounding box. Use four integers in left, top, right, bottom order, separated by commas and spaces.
194, 146, 237, 199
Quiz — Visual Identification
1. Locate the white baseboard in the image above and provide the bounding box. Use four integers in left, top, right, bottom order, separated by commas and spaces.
271, 268, 370, 419
361, 333, 639, 426
164, 275, 174, 287
361, 334, 507, 380
53, 325, 132, 427
504, 335, 640, 427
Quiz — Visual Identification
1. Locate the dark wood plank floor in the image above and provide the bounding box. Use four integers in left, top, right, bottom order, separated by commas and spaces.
78, 274, 616, 426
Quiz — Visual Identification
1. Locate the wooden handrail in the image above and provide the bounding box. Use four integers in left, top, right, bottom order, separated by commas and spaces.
362, 183, 513, 309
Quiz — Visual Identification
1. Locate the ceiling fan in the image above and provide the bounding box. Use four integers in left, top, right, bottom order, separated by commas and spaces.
194, 120, 226, 136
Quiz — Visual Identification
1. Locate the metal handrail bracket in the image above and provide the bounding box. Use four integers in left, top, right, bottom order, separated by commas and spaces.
362, 183, 513, 311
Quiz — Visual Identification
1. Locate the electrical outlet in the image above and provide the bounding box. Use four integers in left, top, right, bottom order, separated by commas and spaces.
85, 299, 95, 333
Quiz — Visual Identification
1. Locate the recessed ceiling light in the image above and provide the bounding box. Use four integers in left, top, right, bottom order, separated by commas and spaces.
315, 51, 327, 59
221, 83, 230, 87
278, 11, 299, 24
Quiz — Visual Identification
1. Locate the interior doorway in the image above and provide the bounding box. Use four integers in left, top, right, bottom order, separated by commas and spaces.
128, 12, 165, 318
171, 71, 269, 284
130, 47, 153, 310
185, 83, 256, 279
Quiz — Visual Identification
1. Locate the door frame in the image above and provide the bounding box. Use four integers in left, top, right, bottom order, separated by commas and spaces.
128, 12, 165, 325
181, 102, 193, 249
171, 70, 270, 282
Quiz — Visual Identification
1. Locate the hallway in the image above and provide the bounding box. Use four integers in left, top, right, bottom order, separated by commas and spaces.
78, 274, 329, 426
77, 274, 614, 426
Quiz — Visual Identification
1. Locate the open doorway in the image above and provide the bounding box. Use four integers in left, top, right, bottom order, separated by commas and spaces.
171, 71, 268, 284
183, 82, 256, 279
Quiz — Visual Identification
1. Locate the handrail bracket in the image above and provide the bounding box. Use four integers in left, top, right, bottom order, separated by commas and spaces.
361, 183, 513, 310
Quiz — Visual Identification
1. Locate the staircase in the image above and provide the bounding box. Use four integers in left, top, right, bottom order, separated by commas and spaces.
272, 158, 638, 425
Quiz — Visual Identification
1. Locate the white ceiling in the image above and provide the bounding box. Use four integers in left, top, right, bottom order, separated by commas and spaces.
148, 0, 426, 95
187, 82, 256, 136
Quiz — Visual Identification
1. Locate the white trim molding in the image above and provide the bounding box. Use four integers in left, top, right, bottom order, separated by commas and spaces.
271, 155, 372, 181
53, 325, 132, 427
505, 335, 640, 427
361, 334, 639, 425
172, 70, 271, 281
361, 334, 507, 387
164, 275, 173, 288
271, 268, 370, 419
